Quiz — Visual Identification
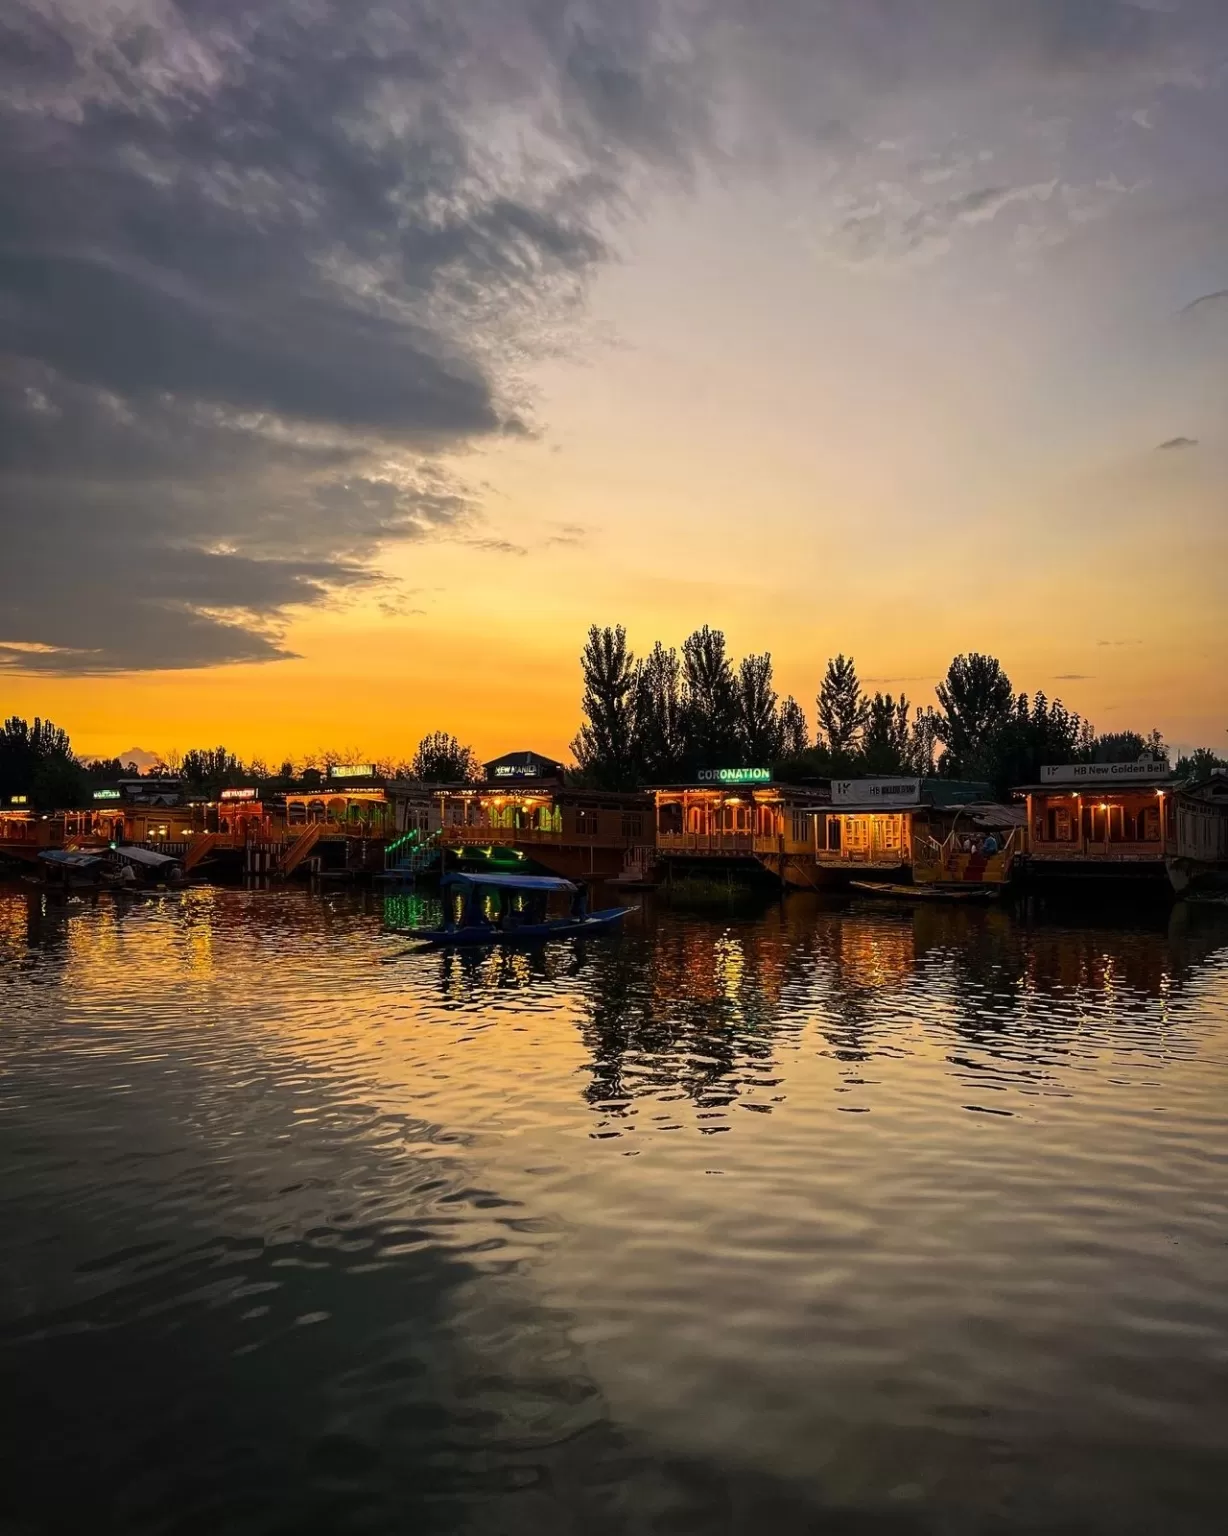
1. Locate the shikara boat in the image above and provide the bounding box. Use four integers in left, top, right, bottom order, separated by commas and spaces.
413, 872, 634, 946
849, 879, 996, 903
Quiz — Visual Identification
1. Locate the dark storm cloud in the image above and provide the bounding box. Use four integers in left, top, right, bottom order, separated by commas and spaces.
1, 0, 1222, 670
1157, 436, 1198, 450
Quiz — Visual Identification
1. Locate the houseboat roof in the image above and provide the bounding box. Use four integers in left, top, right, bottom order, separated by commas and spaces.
39, 849, 103, 868
649, 782, 826, 799
441, 872, 577, 894
1014, 774, 1183, 794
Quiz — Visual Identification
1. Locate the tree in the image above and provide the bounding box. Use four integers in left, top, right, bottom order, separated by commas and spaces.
410, 732, 479, 783
735, 652, 784, 765
180, 746, 246, 794
680, 625, 740, 771
988, 691, 1090, 796
1176, 745, 1227, 780
571, 624, 638, 789
778, 696, 810, 760
817, 654, 869, 765
0, 715, 87, 810
633, 641, 684, 783
1085, 729, 1168, 766
910, 706, 941, 776
860, 693, 912, 775
934, 653, 1015, 778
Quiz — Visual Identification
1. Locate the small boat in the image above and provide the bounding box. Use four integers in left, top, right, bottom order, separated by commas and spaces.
412, 872, 634, 946
849, 879, 996, 904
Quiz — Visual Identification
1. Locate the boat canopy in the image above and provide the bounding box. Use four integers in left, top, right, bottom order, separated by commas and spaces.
113, 844, 180, 868
441, 871, 577, 894
39, 849, 103, 868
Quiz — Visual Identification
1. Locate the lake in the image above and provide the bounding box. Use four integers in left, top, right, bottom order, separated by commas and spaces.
2, 882, 1227, 1534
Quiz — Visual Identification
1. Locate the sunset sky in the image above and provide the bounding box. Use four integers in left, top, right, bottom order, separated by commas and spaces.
2, 0, 1226, 765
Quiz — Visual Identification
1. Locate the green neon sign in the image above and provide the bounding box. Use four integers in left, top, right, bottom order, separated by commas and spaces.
697, 767, 772, 785
93, 789, 121, 800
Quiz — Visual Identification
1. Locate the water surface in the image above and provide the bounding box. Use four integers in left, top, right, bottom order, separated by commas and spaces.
2, 883, 1227, 1534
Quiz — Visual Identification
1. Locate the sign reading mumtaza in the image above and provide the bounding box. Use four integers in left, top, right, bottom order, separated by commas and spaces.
93, 788, 121, 800
220, 787, 258, 801
329, 763, 375, 780
831, 778, 922, 806
1040, 761, 1169, 785
696, 767, 772, 785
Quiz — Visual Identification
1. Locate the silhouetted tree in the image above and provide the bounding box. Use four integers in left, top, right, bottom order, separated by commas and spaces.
860, 693, 912, 775
778, 696, 810, 759
0, 716, 86, 810
680, 625, 740, 771
817, 654, 869, 765
735, 652, 784, 764
180, 746, 246, 794
910, 706, 941, 776
633, 641, 684, 783
572, 625, 638, 789
410, 732, 479, 782
934, 653, 1015, 778
1086, 729, 1167, 765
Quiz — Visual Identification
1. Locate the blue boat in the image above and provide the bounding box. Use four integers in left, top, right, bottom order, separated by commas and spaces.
413, 872, 634, 946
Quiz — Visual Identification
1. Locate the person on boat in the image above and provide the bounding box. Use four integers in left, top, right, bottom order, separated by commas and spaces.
570, 885, 590, 922
982, 832, 999, 855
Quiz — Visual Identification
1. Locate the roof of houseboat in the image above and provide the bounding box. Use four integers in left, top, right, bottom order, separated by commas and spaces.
441, 872, 578, 893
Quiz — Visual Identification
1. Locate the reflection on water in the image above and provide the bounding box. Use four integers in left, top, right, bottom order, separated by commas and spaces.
2, 882, 1228, 1534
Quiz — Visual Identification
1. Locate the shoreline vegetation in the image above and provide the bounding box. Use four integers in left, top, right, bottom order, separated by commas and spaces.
2, 630, 1224, 811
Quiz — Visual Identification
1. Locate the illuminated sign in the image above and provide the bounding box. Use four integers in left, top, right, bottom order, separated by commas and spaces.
831, 778, 922, 806
1040, 761, 1169, 785
10, 794, 28, 805
494, 764, 536, 778
329, 763, 375, 780
93, 789, 121, 800
696, 767, 772, 785
220, 787, 258, 801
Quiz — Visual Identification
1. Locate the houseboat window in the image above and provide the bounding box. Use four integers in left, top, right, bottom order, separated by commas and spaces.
827, 817, 840, 851
577, 808, 600, 835
308, 799, 326, 823
450, 803, 465, 826
288, 801, 305, 825
621, 812, 643, 839
1045, 805, 1074, 841
1138, 805, 1160, 842
1107, 805, 1126, 842
658, 803, 683, 836
1081, 805, 1107, 842
844, 818, 869, 850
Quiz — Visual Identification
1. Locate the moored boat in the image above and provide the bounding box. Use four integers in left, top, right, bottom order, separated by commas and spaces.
411, 871, 634, 945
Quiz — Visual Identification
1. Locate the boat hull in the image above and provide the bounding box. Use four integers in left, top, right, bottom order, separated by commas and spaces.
413, 907, 635, 946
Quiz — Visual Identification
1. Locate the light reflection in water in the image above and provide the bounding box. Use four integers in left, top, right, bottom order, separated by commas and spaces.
1, 881, 1227, 1535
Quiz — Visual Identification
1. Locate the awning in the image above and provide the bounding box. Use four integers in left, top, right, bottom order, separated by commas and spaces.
39, 850, 103, 869
112, 844, 179, 868
441, 872, 577, 893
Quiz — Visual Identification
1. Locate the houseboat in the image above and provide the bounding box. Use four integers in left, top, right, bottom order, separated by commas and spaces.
650, 771, 828, 888
811, 778, 1023, 891
1016, 760, 1178, 887
1168, 769, 1228, 897
434, 753, 649, 882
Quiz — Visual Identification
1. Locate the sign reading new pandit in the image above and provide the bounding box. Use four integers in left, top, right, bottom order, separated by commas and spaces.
696, 767, 772, 785
1040, 761, 1170, 785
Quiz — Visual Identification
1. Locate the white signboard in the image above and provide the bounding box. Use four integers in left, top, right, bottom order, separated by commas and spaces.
1040, 761, 1169, 785
831, 778, 922, 807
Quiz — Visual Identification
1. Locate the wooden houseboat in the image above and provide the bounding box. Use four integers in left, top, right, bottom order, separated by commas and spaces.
811, 778, 1022, 891
650, 772, 828, 888
1168, 769, 1228, 897
434, 751, 649, 881
1016, 761, 1178, 886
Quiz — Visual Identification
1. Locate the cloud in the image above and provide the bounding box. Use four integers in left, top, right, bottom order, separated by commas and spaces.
1156, 435, 1198, 450
467, 538, 529, 557
545, 523, 589, 547
1054, 673, 1093, 680
1097, 638, 1143, 646
2, 0, 1220, 668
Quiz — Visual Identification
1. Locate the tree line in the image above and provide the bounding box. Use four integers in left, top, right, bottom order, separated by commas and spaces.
570, 625, 1208, 798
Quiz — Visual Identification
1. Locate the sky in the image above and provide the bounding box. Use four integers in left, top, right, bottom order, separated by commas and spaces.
1, 0, 1226, 766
